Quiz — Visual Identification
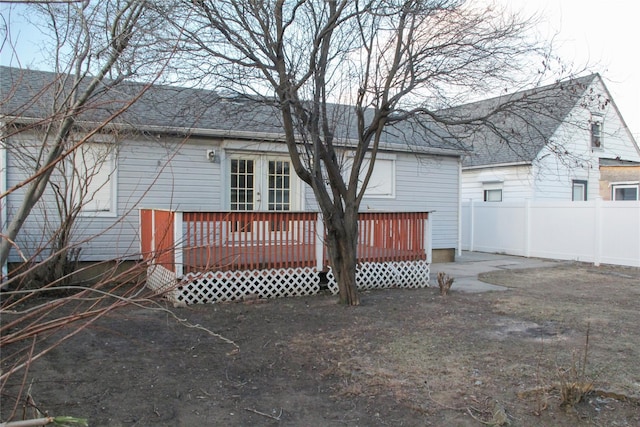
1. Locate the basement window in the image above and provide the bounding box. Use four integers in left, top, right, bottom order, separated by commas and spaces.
483, 189, 503, 202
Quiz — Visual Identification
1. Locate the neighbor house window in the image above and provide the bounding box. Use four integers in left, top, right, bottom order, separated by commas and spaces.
612, 184, 639, 201
572, 180, 587, 201
73, 142, 117, 216
483, 189, 502, 202
590, 118, 603, 148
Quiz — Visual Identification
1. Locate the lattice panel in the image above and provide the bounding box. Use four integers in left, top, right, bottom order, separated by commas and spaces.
326, 260, 430, 294
146, 264, 177, 293
176, 267, 321, 304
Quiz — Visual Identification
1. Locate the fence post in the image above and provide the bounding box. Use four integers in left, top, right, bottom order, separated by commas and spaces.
469, 199, 475, 252
594, 198, 602, 266
174, 211, 184, 277
315, 213, 325, 270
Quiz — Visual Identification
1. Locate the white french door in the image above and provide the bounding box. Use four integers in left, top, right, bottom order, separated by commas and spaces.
229, 155, 298, 212
228, 155, 299, 243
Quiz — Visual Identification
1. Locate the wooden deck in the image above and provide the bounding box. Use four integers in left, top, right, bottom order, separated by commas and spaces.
140, 209, 430, 276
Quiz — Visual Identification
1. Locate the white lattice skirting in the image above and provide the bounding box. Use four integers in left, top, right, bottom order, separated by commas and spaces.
172, 267, 321, 305
146, 264, 182, 306
146, 260, 430, 305
326, 260, 430, 294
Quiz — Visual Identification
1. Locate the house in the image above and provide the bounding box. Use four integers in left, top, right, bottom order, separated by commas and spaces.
1, 66, 463, 301
459, 74, 640, 202
457, 74, 640, 267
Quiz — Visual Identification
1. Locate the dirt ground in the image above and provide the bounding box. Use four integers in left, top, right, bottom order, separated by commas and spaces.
2, 261, 640, 426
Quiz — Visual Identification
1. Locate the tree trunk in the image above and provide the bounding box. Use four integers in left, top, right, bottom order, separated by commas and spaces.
324, 209, 360, 306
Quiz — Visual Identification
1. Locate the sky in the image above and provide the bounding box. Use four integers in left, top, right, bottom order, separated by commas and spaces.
501, 0, 639, 139
1, 1, 638, 140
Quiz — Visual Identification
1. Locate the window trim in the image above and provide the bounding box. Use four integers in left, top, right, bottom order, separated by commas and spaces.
76, 142, 118, 218
572, 179, 588, 201
343, 152, 397, 199
483, 188, 503, 202
590, 115, 603, 150
611, 183, 639, 201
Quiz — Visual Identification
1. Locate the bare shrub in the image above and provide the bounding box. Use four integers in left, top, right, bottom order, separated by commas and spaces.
437, 272, 454, 296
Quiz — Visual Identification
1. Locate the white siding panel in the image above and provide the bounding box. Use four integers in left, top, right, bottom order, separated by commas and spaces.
462, 165, 534, 202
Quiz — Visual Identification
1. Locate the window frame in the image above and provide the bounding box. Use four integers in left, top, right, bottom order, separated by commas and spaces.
343, 153, 396, 199
483, 188, 503, 202
75, 141, 118, 217
611, 183, 639, 201
572, 179, 588, 201
590, 115, 603, 149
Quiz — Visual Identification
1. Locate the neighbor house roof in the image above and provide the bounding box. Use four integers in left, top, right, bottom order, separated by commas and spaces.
449, 74, 600, 168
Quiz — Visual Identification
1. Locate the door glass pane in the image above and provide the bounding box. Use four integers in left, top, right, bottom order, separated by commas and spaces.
268, 160, 291, 211
230, 159, 254, 211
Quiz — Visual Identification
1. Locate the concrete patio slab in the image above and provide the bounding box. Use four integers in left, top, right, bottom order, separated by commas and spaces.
431, 251, 563, 293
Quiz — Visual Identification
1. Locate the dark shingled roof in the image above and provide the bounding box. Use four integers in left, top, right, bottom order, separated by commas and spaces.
1, 66, 602, 160
0, 66, 461, 153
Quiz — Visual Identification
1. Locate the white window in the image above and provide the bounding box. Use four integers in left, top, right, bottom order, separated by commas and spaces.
590, 117, 603, 149
343, 154, 396, 198
73, 143, 117, 216
483, 189, 502, 202
612, 184, 639, 201
482, 180, 503, 202
360, 158, 395, 198
572, 180, 587, 201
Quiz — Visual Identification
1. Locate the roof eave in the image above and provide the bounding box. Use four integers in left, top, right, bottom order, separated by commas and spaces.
3, 116, 465, 158
462, 161, 532, 171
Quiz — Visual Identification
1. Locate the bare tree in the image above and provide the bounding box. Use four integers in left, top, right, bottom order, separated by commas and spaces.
164, 0, 554, 305
0, 0, 161, 274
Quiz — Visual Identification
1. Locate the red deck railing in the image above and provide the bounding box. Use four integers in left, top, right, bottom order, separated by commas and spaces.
182, 211, 319, 274
140, 209, 430, 276
356, 211, 428, 263
140, 208, 175, 271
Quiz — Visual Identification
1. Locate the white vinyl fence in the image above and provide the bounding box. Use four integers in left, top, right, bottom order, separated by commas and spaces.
461, 200, 640, 267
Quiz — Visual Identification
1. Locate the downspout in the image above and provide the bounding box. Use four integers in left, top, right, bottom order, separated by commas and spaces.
457, 157, 462, 258
1, 133, 7, 282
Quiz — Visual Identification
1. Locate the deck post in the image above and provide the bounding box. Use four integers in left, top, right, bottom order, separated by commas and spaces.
174, 211, 184, 278
424, 213, 432, 264
151, 209, 156, 256
315, 213, 325, 270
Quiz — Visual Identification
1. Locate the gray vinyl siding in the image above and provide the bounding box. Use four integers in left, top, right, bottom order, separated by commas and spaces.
6, 133, 459, 262
6, 134, 224, 262
303, 152, 460, 250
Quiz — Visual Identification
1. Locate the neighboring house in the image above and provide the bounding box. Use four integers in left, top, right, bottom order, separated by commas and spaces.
599, 159, 640, 201
1, 66, 462, 300
457, 74, 640, 268
460, 74, 640, 202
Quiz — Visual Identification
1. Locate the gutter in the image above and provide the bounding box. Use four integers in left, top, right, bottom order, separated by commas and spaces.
462, 161, 532, 170
0, 130, 6, 282
3, 115, 466, 158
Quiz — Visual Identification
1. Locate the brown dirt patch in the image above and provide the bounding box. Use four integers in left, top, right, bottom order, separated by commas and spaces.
2, 262, 640, 426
